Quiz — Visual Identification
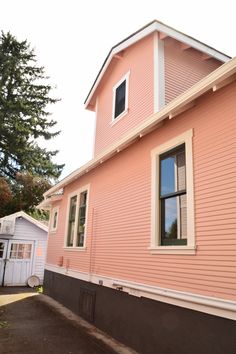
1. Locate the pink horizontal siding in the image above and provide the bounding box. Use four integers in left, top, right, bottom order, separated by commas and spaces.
47, 82, 236, 301
94, 34, 154, 156
164, 37, 221, 104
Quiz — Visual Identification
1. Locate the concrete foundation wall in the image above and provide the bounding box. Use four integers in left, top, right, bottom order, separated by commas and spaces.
44, 270, 236, 354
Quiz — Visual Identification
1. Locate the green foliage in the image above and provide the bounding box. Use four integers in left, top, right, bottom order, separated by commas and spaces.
0, 320, 9, 328
0, 172, 51, 218
36, 286, 44, 293
28, 208, 49, 222
0, 31, 64, 180
168, 219, 177, 239
0, 177, 12, 216
0, 31, 64, 217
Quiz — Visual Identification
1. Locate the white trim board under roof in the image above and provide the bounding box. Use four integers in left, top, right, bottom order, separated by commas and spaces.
39, 56, 236, 206
84, 20, 231, 110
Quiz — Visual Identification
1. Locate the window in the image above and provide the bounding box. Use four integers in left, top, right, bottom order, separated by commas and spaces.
50, 207, 59, 232
66, 186, 89, 248
151, 130, 195, 254
114, 80, 126, 118
112, 72, 130, 121
160, 145, 186, 245
10, 243, 32, 259
77, 191, 87, 247
67, 196, 77, 247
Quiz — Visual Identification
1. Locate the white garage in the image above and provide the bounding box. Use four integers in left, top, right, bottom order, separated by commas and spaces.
0, 211, 48, 286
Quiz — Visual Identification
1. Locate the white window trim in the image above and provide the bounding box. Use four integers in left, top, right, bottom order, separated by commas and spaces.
50, 206, 59, 233
64, 184, 90, 250
111, 71, 130, 123
150, 129, 195, 254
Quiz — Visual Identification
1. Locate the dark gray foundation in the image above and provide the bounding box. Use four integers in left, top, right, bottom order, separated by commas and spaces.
44, 270, 236, 354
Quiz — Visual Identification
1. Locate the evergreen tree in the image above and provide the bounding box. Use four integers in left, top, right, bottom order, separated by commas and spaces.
0, 31, 64, 180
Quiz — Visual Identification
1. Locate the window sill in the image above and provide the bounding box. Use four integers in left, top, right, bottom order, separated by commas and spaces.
63, 246, 87, 252
149, 246, 196, 255
110, 109, 128, 126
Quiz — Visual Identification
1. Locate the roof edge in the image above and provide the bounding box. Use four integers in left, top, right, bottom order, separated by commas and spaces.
84, 20, 231, 108
0, 211, 48, 232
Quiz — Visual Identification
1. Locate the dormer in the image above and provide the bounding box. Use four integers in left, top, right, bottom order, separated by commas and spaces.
85, 20, 230, 156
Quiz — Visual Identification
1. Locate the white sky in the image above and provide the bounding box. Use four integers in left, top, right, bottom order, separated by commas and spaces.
1, 0, 235, 179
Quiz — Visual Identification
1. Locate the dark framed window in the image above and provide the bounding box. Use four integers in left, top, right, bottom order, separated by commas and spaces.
53, 211, 58, 229
114, 79, 126, 119
160, 144, 187, 246
67, 195, 77, 246
77, 191, 87, 247
66, 189, 88, 248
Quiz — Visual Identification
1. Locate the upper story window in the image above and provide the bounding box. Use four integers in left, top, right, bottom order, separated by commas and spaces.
65, 186, 89, 249
150, 130, 195, 254
112, 71, 130, 122
50, 207, 59, 232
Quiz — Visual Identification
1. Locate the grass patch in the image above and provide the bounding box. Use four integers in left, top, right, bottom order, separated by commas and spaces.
0, 320, 9, 328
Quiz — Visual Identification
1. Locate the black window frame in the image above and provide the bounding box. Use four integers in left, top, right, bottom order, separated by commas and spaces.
76, 190, 88, 247
159, 144, 187, 246
114, 79, 126, 119
66, 195, 77, 247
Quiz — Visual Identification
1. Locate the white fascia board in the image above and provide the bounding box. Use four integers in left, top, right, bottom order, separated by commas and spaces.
154, 22, 230, 63
85, 21, 230, 108
44, 56, 236, 199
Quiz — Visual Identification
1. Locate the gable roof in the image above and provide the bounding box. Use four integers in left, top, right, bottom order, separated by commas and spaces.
0, 211, 48, 232
39, 55, 236, 206
84, 20, 231, 109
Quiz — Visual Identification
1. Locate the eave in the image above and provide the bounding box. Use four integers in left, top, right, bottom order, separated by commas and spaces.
84, 20, 231, 110
42, 56, 236, 205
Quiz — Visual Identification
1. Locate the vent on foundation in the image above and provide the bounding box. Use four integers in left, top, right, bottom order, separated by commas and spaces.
79, 288, 96, 322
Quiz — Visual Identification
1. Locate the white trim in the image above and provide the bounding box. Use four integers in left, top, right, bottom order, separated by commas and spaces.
42, 57, 236, 201
150, 129, 195, 253
92, 97, 99, 158
149, 246, 196, 254
153, 32, 165, 112
64, 184, 90, 249
85, 20, 229, 108
63, 246, 87, 252
50, 206, 59, 233
45, 263, 236, 321
112, 71, 130, 122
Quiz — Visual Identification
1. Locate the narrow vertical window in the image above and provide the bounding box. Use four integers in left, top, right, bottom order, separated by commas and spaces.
50, 207, 59, 232
160, 145, 187, 245
77, 191, 87, 247
67, 196, 77, 247
53, 211, 58, 229
112, 72, 130, 121
114, 80, 126, 118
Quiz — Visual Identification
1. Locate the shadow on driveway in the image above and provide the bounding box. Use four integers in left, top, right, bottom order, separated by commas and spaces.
0, 287, 114, 354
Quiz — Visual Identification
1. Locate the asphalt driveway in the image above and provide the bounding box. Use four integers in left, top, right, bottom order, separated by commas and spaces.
0, 287, 133, 354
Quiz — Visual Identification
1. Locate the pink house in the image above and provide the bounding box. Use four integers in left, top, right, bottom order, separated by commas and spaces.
40, 21, 236, 354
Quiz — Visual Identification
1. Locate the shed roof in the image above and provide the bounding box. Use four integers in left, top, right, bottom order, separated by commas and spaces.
0, 211, 48, 232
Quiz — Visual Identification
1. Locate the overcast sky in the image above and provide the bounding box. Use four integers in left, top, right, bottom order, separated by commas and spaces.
1, 0, 235, 179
